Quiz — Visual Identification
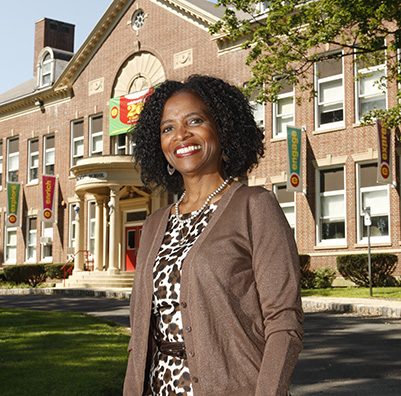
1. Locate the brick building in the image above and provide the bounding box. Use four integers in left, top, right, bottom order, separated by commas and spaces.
0, 0, 399, 287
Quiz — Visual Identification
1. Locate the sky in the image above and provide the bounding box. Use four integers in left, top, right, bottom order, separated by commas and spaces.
0, 0, 113, 95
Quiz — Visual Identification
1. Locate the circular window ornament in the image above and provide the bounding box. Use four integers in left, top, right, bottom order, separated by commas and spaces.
132, 10, 145, 31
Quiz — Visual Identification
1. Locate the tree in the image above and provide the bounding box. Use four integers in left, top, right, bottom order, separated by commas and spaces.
210, 0, 401, 128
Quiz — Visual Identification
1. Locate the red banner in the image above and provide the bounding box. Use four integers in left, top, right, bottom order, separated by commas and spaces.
41, 175, 56, 222
376, 119, 392, 184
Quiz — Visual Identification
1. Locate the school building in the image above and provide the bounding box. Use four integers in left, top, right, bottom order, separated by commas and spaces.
0, 0, 399, 288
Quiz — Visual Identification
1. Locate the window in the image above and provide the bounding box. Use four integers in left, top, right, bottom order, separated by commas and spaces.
246, 85, 265, 129
0, 140, 3, 188
88, 201, 96, 254
28, 138, 39, 183
26, 217, 37, 262
5, 227, 17, 263
357, 163, 389, 242
89, 115, 103, 156
317, 167, 346, 244
40, 52, 53, 87
274, 185, 295, 234
69, 203, 78, 248
273, 82, 294, 138
7, 137, 19, 182
41, 222, 53, 261
71, 119, 84, 167
355, 54, 386, 121
112, 134, 133, 155
43, 135, 55, 175
315, 53, 344, 129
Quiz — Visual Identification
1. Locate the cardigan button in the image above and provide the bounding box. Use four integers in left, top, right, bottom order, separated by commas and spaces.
185, 326, 192, 332
192, 376, 199, 383
188, 350, 195, 357
181, 302, 187, 308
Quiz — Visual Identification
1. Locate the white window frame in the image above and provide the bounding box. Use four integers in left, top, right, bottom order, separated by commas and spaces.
316, 166, 346, 246
0, 140, 3, 189
315, 52, 345, 130
273, 83, 294, 138
87, 200, 96, 255
355, 61, 387, 123
41, 222, 53, 262
69, 203, 77, 248
43, 134, 55, 175
71, 119, 84, 167
273, 184, 296, 236
28, 138, 39, 184
113, 134, 133, 155
7, 137, 19, 182
89, 114, 103, 157
5, 227, 17, 264
356, 162, 390, 244
39, 51, 54, 88
26, 216, 37, 262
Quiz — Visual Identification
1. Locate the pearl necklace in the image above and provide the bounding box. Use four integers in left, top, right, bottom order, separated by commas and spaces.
175, 177, 233, 224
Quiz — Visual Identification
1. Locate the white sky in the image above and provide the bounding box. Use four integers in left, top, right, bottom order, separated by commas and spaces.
0, 0, 113, 94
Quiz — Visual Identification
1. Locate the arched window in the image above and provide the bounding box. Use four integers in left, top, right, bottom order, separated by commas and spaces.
38, 50, 54, 87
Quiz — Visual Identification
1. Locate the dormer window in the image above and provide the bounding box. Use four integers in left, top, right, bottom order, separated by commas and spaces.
38, 50, 54, 88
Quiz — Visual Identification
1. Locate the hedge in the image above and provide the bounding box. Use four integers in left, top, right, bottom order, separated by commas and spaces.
337, 253, 398, 287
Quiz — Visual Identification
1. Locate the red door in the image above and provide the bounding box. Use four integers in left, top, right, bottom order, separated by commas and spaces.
125, 225, 142, 271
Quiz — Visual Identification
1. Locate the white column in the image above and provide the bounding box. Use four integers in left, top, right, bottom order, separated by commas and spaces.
94, 197, 105, 271
108, 186, 120, 274
73, 194, 85, 273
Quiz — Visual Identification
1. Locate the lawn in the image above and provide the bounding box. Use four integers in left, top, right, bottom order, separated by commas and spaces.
0, 308, 130, 396
301, 286, 401, 300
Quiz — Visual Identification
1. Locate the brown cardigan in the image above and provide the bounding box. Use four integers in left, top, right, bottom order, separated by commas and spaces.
123, 181, 304, 396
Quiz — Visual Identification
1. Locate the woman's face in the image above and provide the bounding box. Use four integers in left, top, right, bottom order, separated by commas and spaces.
160, 91, 223, 179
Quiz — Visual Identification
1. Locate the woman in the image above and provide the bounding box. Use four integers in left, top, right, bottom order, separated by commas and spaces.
124, 75, 303, 396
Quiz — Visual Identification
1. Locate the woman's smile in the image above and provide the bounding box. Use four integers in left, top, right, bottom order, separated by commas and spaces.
160, 91, 222, 178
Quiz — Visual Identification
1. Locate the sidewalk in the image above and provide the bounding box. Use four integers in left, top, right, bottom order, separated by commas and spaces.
1, 287, 401, 318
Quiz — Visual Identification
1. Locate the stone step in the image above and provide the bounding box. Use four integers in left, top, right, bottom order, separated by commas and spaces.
58, 270, 135, 289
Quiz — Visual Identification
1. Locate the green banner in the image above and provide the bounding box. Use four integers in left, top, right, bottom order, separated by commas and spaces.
6, 182, 21, 227
109, 88, 153, 136
286, 126, 302, 192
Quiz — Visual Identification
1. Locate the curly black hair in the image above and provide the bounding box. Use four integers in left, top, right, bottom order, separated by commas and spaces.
131, 75, 265, 193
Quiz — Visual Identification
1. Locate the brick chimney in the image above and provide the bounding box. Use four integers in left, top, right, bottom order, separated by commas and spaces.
34, 18, 75, 72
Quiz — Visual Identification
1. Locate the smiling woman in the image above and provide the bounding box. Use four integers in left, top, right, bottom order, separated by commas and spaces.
125, 75, 303, 396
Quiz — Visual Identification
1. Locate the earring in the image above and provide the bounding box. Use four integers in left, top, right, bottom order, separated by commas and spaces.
222, 153, 228, 162
167, 163, 175, 176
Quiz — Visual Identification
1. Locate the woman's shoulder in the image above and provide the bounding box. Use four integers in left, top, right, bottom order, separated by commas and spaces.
232, 181, 276, 203
143, 205, 172, 228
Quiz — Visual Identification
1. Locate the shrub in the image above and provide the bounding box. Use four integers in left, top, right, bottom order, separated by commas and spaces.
314, 266, 336, 288
299, 254, 315, 289
45, 263, 71, 280
0, 270, 6, 282
337, 253, 398, 287
3, 264, 47, 287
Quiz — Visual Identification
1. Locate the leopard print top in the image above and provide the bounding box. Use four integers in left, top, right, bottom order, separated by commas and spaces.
149, 204, 218, 396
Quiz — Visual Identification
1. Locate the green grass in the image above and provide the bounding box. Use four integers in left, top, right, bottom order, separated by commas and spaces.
0, 308, 130, 396
301, 286, 401, 300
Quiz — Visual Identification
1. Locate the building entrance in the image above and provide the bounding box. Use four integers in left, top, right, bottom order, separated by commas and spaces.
125, 225, 142, 271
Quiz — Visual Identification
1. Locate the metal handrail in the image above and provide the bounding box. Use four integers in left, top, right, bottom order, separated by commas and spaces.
61, 250, 94, 286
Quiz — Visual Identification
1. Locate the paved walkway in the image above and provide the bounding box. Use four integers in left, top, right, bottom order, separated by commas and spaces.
1, 287, 401, 319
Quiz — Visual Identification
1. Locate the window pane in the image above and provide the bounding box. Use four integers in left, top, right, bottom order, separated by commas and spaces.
7, 247, 17, 260
362, 216, 388, 237
45, 150, 55, 165
318, 56, 342, 78
45, 135, 55, 149
320, 168, 344, 192
91, 116, 103, 133
320, 79, 343, 103
9, 154, 19, 169
31, 153, 39, 168
362, 189, 388, 215
282, 206, 295, 226
360, 164, 377, 187
92, 135, 103, 153
8, 230, 17, 245
9, 139, 19, 153
74, 139, 84, 156
278, 97, 293, 115
321, 194, 345, 218
360, 69, 386, 96
360, 96, 386, 115
277, 116, 293, 135
73, 121, 84, 137
277, 186, 294, 203
320, 106, 343, 125
322, 221, 345, 239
